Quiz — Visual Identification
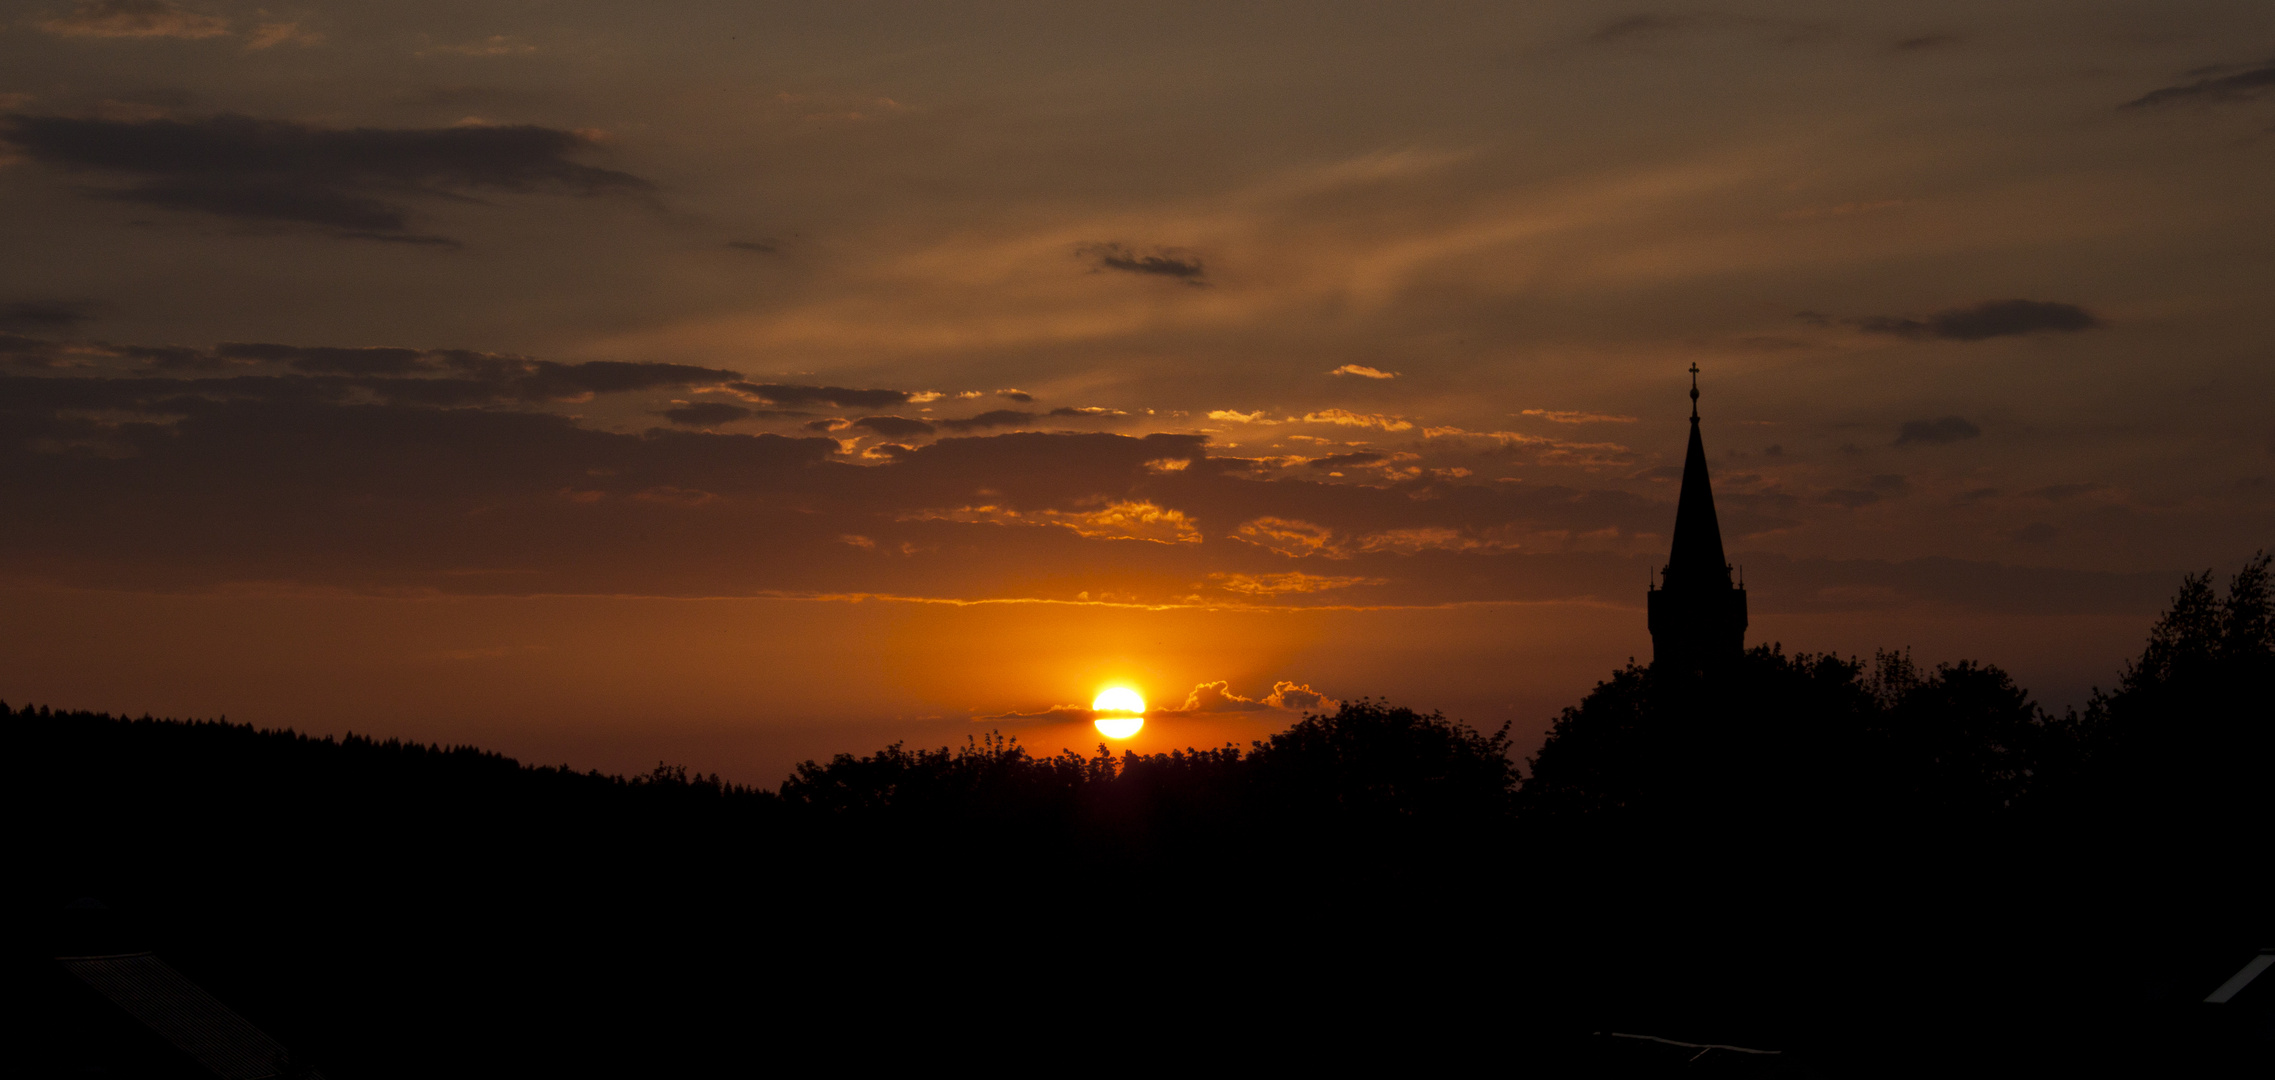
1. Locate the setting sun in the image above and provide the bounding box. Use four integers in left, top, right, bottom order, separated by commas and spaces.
1092, 687, 1146, 738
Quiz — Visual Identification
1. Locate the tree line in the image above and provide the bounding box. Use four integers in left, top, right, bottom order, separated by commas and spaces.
13, 553, 2269, 1075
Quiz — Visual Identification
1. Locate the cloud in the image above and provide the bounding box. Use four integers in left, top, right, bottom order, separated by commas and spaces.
1308, 450, 1385, 470
1207, 572, 1382, 596
23, 337, 742, 401
1298, 409, 1412, 431
661, 402, 752, 427
1894, 416, 1981, 446
974, 703, 1098, 724
216, 342, 429, 375
39, 0, 227, 40
1262, 681, 1331, 711
1230, 517, 1341, 558
0, 301, 94, 334
725, 239, 778, 253
1849, 299, 2101, 341
1170, 681, 1274, 712
1521, 409, 1637, 424
1587, 14, 1693, 43
934, 410, 1036, 432
0, 113, 646, 238
904, 499, 1202, 545
421, 36, 538, 58
1329, 364, 1397, 379
1050, 406, 1128, 419
729, 383, 910, 409
851, 415, 935, 438
1075, 242, 1206, 283
996, 389, 1033, 402
1354, 528, 1519, 554
1207, 409, 1274, 424
2123, 61, 2275, 109
244, 21, 322, 49
1162, 680, 1334, 714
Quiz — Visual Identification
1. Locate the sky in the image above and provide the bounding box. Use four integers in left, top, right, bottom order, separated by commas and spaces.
3, 0, 2271, 782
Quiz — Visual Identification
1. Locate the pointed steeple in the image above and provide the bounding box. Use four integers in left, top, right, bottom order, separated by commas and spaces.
1664, 364, 1731, 591
1647, 365, 1746, 671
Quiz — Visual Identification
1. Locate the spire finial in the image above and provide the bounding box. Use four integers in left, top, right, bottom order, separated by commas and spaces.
1688, 363, 1700, 421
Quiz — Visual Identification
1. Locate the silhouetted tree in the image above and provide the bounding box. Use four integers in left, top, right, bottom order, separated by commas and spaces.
1519, 643, 2058, 839
2059, 551, 2274, 830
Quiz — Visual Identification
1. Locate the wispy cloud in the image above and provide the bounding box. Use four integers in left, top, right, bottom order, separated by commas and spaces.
1208, 572, 1382, 596
1849, 299, 2101, 341
39, 0, 226, 40
2123, 60, 2275, 109
1521, 408, 1636, 424
1894, 416, 1981, 446
0, 113, 645, 240
1075, 241, 1206, 284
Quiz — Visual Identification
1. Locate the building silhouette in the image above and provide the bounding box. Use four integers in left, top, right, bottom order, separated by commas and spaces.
1646, 365, 1747, 671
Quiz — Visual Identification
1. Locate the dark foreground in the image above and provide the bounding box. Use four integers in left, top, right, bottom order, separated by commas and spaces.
13, 559, 2273, 1075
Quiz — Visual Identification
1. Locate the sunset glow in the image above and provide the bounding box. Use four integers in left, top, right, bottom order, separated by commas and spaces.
1091, 687, 1146, 714
1092, 687, 1146, 738
0, 2, 2264, 786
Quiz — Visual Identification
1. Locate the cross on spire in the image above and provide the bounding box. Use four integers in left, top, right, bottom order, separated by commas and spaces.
1689, 363, 1700, 421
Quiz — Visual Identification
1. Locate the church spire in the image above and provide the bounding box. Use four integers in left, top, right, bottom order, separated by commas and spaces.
1647, 366, 1747, 671
1666, 364, 1730, 591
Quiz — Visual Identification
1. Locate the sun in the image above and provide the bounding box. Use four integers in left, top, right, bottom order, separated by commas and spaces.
1092, 687, 1145, 738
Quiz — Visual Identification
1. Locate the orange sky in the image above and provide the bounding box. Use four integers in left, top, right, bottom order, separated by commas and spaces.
2, 1, 2270, 781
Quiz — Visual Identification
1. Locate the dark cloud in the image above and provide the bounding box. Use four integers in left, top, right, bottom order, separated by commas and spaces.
217, 342, 430, 375
0, 113, 648, 238
1, 333, 62, 366
0, 301, 95, 334
1308, 451, 1386, 470
731, 383, 910, 409
511, 360, 739, 398
1894, 416, 1981, 447
851, 415, 935, 438
0, 333, 2186, 616
1075, 242, 1206, 283
998, 389, 1034, 403
9, 338, 739, 401
934, 410, 1036, 432
726, 240, 778, 253
661, 402, 752, 427
1850, 299, 2101, 341
120, 344, 222, 371
1587, 14, 1692, 43
1049, 406, 1128, 418
39, 0, 227, 40
2023, 483, 2098, 501
2122, 61, 2275, 109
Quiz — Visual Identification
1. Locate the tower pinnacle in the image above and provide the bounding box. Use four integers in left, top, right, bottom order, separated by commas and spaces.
1647, 366, 1746, 671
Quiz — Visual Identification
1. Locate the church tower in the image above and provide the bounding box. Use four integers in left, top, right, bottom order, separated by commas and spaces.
1646, 365, 1747, 671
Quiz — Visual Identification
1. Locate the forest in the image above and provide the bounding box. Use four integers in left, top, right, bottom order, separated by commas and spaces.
14, 555, 2271, 1075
